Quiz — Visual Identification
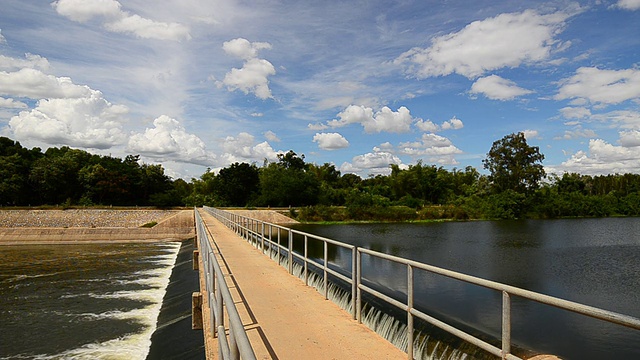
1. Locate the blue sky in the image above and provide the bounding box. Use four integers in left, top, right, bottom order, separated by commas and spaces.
1, 0, 639, 180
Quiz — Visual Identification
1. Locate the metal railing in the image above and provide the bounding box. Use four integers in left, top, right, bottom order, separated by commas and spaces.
195, 209, 256, 360
203, 207, 640, 360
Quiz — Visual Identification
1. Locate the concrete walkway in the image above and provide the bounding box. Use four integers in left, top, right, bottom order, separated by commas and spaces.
197, 209, 405, 360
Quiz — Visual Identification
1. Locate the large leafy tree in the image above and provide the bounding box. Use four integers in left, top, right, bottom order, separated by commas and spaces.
259, 151, 319, 206
214, 162, 260, 206
483, 132, 545, 194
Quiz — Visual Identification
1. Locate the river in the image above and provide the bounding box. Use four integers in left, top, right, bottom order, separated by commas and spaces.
293, 217, 640, 359
0, 242, 188, 359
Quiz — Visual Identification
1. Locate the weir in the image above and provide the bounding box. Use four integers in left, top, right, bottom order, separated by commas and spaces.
197, 206, 640, 360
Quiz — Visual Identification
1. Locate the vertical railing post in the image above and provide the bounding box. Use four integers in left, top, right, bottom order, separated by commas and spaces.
277, 228, 282, 266
261, 222, 265, 253
304, 235, 309, 286
351, 247, 357, 320
288, 230, 293, 275
407, 264, 414, 359
323, 241, 328, 299
356, 249, 362, 323
502, 291, 511, 360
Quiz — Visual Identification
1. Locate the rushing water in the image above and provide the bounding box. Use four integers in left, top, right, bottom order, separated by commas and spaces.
293, 217, 640, 360
0, 242, 181, 360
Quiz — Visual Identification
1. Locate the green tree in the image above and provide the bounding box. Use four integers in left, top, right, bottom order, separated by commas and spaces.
258, 152, 319, 206
214, 162, 260, 206
483, 132, 545, 194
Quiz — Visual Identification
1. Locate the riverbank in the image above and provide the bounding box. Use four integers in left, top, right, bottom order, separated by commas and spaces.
0, 209, 195, 245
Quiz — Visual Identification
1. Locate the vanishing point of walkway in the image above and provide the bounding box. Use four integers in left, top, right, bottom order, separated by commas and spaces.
197, 209, 405, 359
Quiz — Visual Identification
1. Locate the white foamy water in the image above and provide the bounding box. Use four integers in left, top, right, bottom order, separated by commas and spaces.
1, 242, 181, 360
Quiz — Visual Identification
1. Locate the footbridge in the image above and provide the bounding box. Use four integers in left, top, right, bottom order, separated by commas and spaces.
192, 207, 640, 360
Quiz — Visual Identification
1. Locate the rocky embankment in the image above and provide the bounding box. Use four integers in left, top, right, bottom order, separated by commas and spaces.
0, 209, 195, 245
0, 209, 175, 228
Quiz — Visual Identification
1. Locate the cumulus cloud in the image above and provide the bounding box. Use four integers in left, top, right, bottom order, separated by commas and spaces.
128, 115, 214, 165
223, 38, 272, 60
9, 89, 128, 149
441, 116, 464, 130
52, 0, 190, 41
340, 148, 403, 176
619, 130, 640, 146
560, 106, 591, 119
552, 138, 640, 175
0, 68, 91, 99
313, 132, 349, 150
415, 116, 464, 132
222, 58, 276, 99
219, 132, 280, 164
554, 128, 597, 140
0, 97, 27, 109
394, 8, 575, 79
470, 75, 534, 100
220, 38, 276, 100
616, 0, 640, 11
398, 133, 462, 164
264, 130, 280, 142
0, 53, 50, 72
555, 67, 640, 106
327, 105, 416, 133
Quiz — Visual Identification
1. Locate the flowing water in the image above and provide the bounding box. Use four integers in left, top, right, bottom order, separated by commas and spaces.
293, 217, 640, 359
0, 242, 181, 360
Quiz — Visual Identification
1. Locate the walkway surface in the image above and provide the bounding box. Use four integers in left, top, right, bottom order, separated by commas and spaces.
197, 209, 406, 360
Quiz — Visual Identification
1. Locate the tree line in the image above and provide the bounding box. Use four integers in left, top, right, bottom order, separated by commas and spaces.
2, 134, 640, 220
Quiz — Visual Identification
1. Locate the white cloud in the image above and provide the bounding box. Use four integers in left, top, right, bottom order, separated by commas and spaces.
313, 132, 349, 150
555, 128, 597, 140
264, 130, 280, 142
104, 14, 191, 41
0, 29, 6, 44
9, 89, 128, 149
328, 105, 416, 133
415, 119, 439, 132
616, 0, 640, 11
398, 133, 462, 165
470, 75, 533, 100
394, 8, 574, 79
0, 53, 50, 72
415, 116, 464, 132
619, 130, 640, 146
52, 0, 190, 41
522, 129, 540, 140
560, 106, 591, 119
222, 58, 276, 100
555, 67, 640, 106
0, 68, 91, 99
223, 38, 272, 60
0, 97, 27, 109
340, 149, 403, 176
128, 115, 214, 165
441, 116, 464, 130
52, 0, 122, 22
552, 138, 640, 175
219, 132, 280, 164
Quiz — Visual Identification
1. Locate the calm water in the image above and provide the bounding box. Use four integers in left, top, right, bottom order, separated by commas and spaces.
0, 242, 180, 359
294, 217, 640, 359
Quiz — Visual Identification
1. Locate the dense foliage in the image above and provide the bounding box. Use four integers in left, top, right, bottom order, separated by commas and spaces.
2, 134, 640, 220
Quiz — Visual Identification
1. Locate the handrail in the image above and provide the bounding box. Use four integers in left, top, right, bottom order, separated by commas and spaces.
203, 206, 640, 360
204, 206, 358, 319
195, 208, 257, 360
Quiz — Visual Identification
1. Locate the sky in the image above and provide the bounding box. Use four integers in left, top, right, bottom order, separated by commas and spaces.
1, 0, 639, 180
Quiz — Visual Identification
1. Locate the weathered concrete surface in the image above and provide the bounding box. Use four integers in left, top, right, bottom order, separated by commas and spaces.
197, 209, 405, 360
0, 209, 195, 245
227, 209, 299, 225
